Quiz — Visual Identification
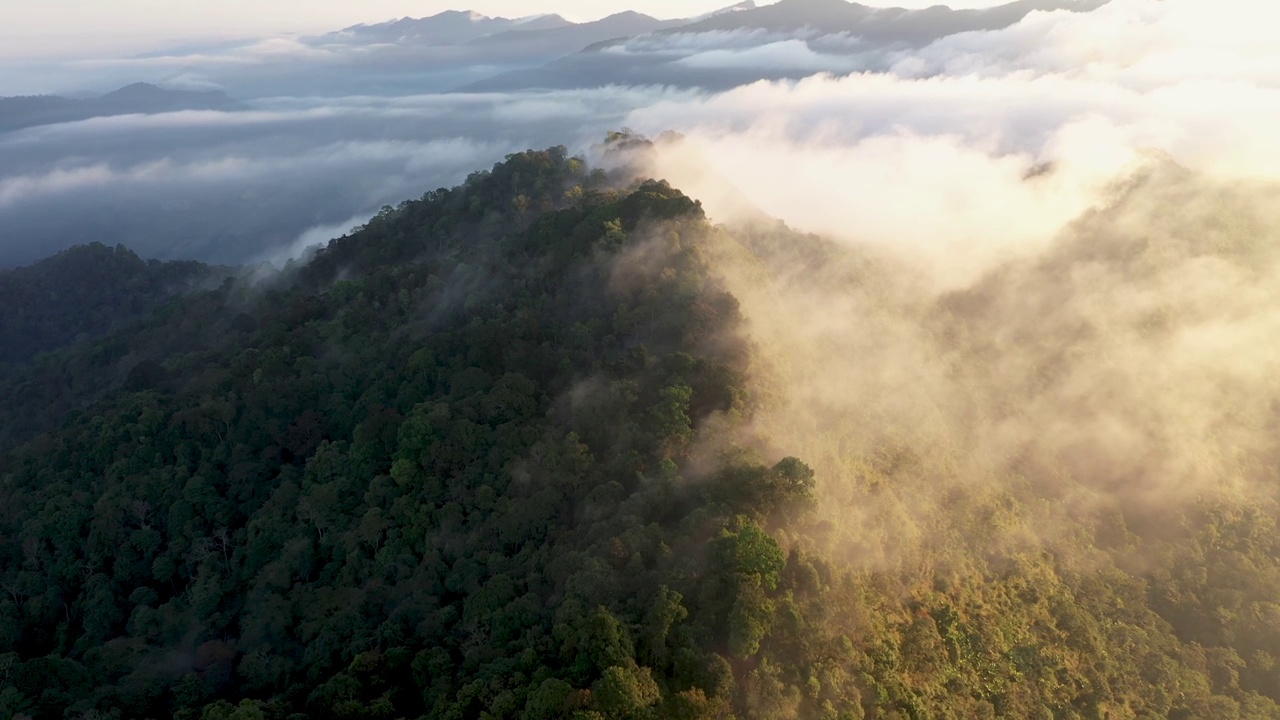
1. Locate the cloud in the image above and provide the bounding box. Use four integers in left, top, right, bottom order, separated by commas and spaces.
589, 0, 1280, 567
4, 0, 1273, 286
0, 86, 672, 266
690, 164, 1280, 570
674, 40, 867, 72
0, 138, 506, 211
627, 74, 1143, 286
603, 29, 786, 56
259, 212, 373, 267
614, 0, 1280, 288
601, 27, 889, 75
892, 0, 1280, 84
584, 1, 1280, 570
0, 30, 530, 97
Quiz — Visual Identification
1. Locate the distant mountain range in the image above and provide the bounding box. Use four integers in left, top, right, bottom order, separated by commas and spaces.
316, 10, 687, 62
324, 0, 1104, 54
59, 1, 1109, 100
322, 10, 575, 45
0, 83, 238, 134
461, 12, 686, 51
464, 0, 1110, 92
314, 2, 765, 50
665, 0, 1108, 39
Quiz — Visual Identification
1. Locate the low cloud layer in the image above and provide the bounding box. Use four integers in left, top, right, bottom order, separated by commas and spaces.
625, 0, 1280, 287
3, 0, 1270, 279
0, 33, 555, 98
674, 39, 868, 72
0, 87, 684, 266
595, 0, 1280, 568
690, 161, 1280, 573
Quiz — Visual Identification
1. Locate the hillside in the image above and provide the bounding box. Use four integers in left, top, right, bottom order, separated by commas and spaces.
2, 143, 1280, 720
0, 243, 223, 365
0, 83, 238, 134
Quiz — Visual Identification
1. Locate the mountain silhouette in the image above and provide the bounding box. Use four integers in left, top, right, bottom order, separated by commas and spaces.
0, 83, 238, 134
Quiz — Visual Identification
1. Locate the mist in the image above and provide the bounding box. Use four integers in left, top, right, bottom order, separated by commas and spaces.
597, 0, 1280, 572
0, 0, 1118, 270
0, 87, 686, 267
7, 0, 1278, 527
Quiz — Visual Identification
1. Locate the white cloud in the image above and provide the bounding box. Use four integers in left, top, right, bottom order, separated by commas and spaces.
0, 136, 511, 211
604, 29, 783, 56
0, 164, 118, 208
674, 39, 867, 72
5, 0, 1272, 278
0, 85, 676, 264
260, 212, 374, 266
618, 0, 1280, 286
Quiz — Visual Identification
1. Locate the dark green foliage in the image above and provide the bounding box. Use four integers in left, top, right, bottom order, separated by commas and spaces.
0, 244, 227, 450
0, 242, 220, 365
0, 148, 801, 719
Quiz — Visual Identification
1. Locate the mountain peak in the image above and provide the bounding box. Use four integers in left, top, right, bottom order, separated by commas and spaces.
513, 13, 566, 24
695, 1, 760, 21
98, 82, 231, 103
326, 9, 575, 45
662, 0, 1101, 42
599, 10, 659, 22
103, 82, 164, 96
774, 0, 858, 7
430, 9, 493, 21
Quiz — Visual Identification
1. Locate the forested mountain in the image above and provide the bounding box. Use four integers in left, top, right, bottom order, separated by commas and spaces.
2, 142, 1280, 720
0, 243, 224, 365
0, 84, 238, 135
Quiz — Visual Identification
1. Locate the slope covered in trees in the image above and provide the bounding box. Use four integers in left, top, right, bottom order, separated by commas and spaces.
2, 144, 1280, 720
0, 242, 222, 366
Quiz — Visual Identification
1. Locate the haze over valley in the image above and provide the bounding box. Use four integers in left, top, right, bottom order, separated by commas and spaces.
2, 0, 1108, 267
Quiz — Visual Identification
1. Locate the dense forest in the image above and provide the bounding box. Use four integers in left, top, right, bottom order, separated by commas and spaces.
0, 243, 223, 366
2, 140, 1280, 720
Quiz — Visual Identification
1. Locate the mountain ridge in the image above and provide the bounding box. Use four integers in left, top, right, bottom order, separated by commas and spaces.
461, 0, 1110, 92
322, 10, 575, 45
461, 11, 683, 50
0, 82, 239, 134
3, 141, 1280, 718
657, 0, 1110, 41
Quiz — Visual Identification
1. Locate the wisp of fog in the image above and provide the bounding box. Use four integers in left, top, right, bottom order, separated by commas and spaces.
610, 0, 1280, 569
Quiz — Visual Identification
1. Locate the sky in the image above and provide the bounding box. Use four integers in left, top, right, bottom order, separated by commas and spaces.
0, 0, 1016, 58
